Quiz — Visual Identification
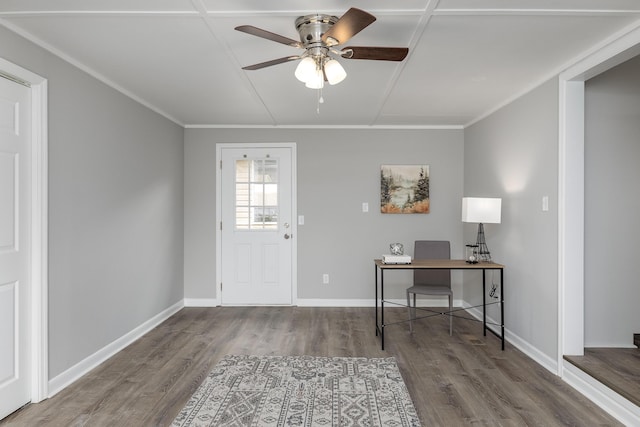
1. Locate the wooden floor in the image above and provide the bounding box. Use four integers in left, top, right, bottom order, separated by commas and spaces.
564, 347, 640, 407
1, 307, 623, 426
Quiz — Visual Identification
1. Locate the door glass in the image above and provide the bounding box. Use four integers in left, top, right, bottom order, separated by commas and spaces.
235, 158, 278, 230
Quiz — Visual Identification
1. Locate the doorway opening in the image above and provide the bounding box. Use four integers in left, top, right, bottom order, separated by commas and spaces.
558, 24, 640, 424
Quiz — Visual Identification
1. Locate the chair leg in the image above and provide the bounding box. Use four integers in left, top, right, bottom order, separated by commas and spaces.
448, 294, 453, 336
412, 294, 418, 332
407, 291, 413, 333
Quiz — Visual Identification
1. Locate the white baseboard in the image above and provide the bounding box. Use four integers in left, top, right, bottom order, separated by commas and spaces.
48, 300, 184, 397
295, 298, 461, 307
462, 301, 558, 374
584, 342, 638, 349
562, 361, 640, 425
296, 299, 374, 307
504, 327, 558, 374
184, 298, 219, 307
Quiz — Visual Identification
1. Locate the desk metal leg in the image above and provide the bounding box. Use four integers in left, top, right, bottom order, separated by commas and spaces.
482, 269, 486, 336
375, 264, 378, 337
501, 268, 505, 350
380, 269, 385, 350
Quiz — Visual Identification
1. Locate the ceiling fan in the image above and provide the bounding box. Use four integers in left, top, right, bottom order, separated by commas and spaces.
235, 8, 409, 89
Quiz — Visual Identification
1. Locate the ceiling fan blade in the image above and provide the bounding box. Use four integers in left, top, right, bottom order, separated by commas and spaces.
321, 8, 376, 46
241, 56, 301, 71
235, 25, 302, 48
342, 46, 409, 61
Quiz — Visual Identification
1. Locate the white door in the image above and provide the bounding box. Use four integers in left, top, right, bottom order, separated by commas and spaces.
220, 146, 294, 305
0, 76, 31, 418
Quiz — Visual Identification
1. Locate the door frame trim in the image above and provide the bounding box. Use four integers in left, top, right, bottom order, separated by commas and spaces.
557, 24, 640, 364
0, 57, 48, 402
215, 142, 297, 305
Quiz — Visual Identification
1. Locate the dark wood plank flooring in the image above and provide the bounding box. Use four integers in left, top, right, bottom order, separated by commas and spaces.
564, 347, 640, 407
1, 307, 623, 426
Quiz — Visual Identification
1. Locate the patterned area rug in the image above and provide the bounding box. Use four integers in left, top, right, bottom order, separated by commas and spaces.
172, 354, 421, 426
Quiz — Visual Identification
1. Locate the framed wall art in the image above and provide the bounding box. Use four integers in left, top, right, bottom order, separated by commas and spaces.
380, 164, 430, 214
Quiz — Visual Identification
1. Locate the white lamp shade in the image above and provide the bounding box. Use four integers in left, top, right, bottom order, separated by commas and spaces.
294, 57, 316, 83
462, 197, 502, 223
324, 59, 346, 85
304, 68, 324, 89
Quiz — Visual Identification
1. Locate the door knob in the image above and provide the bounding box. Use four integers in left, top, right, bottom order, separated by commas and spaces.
284, 234, 291, 239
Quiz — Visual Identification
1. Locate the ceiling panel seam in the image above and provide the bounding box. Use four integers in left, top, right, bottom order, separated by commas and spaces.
190, 0, 278, 125
371, 0, 438, 125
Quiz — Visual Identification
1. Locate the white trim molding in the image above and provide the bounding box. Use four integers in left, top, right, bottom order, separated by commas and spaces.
184, 298, 219, 307
562, 361, 640, 426
0, 19, 184, 127
557, 17, 640, 366
558, 78, 585, 360
48, 301, 183, 397
295, 298, 464, 308
558, 16, 640, 364
0, 56, 49, 403
296, 299, 375, 307
557, 21, 640, 424
462, 302, 558, 374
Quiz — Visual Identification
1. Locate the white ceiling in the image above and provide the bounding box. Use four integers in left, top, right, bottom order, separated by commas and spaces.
1, 0, 639, 127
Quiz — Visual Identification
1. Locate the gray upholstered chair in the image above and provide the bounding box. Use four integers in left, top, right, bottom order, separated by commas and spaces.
406, 240, 452, 335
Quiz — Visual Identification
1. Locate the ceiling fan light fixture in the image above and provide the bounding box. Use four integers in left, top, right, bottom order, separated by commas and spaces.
304, 67, 324, 89
324, 59, 346, 85
294, 57, 316, 83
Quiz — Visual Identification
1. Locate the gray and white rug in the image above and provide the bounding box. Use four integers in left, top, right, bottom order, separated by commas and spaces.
172, 354, 421, 426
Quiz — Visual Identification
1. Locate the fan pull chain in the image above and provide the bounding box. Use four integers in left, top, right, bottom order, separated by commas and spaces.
316, 87, 324, 114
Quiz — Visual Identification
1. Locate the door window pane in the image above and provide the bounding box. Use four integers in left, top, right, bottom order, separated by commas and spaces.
235, 158, 279, 230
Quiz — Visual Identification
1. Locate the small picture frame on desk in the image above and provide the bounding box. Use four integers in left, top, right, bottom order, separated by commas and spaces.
465, 244, 479, 264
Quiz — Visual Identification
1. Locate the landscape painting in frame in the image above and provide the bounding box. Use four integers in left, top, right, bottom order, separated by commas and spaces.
380, 165, 430, 214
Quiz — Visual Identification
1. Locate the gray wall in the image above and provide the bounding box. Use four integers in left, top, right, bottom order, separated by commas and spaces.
0, 27, 185, 378
12, 12, 634, 384
464, 78, 559, 361
184, 128, 464, 302
584, 54, 640, 347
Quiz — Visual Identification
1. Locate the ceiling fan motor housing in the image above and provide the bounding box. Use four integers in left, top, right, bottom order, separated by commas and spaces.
295, 14, 338, 58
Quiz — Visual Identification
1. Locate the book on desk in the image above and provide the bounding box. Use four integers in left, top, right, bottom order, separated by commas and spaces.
381, 254, 412, 264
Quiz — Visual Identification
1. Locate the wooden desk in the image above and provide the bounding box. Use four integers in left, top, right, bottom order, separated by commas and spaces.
374, 259, 505, 350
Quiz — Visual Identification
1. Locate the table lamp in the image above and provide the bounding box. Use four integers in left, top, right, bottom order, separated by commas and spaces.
462, 197, 501, 262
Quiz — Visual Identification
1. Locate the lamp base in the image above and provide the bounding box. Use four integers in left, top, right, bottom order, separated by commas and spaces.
475, 223, 492, 262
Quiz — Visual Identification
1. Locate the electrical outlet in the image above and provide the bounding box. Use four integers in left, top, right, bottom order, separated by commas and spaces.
362, 202, 369, 212
322, 274, 329, 284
